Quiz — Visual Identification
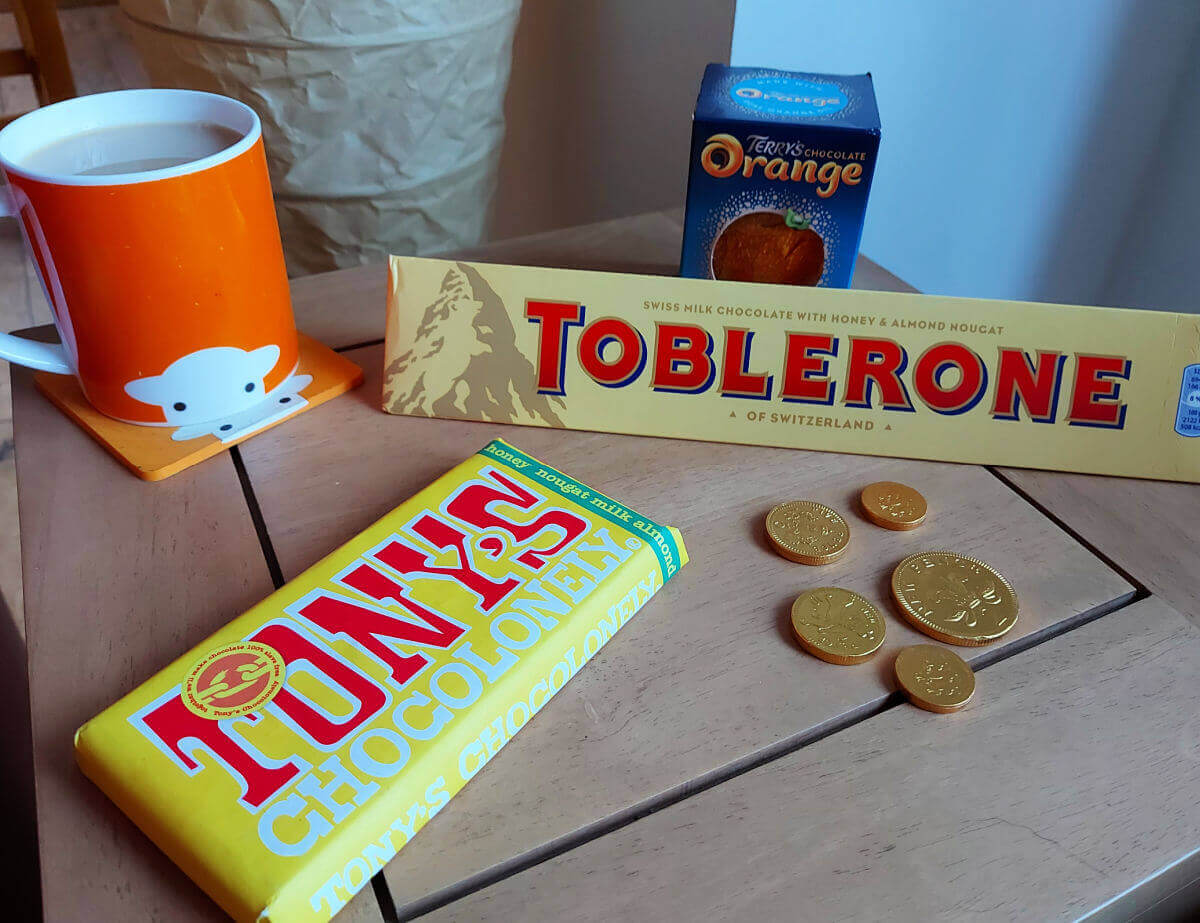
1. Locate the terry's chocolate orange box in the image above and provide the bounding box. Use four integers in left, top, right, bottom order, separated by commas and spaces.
680, 64, 880, 288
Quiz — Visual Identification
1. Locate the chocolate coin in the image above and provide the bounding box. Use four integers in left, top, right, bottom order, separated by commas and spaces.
860, 481, 927, 531
894, 644, 975, 713
891, 550, 1018, 646
790, 587, 885, 665
765, 501, 850, 565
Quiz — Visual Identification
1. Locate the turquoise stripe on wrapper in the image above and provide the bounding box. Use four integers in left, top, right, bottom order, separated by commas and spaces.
479, 440, 683, 582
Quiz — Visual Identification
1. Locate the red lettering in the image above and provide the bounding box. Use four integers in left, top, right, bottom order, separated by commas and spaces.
651, 323, 715, 393
138, 697, 303, 809
843, 337, 914, 410
249, 622, 388, 747
991, 349, 1065, 422
719, 328, 772, 399
780, 333, 838, 404
577, 317, 645, 387
526, 300, 584, 395
447, 469, 589, 571
913, 342, 987, 415
317, 569, 467, 685
1067, 354, 1130, 428
372, 515, 519, 610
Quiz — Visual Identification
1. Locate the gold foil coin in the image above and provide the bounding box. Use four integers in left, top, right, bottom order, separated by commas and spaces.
894, 644, 975, 713
790, 587, 885, 665
765, 501, 850, 565
891, 551, 1018, 646
860, 481, 927, 530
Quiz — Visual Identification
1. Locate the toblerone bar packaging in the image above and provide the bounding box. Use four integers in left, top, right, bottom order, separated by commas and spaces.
383, 257, 1200, 483
74, 440, 687, 922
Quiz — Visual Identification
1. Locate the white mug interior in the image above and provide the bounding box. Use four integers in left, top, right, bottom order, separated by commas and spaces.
0, 88, 260, 187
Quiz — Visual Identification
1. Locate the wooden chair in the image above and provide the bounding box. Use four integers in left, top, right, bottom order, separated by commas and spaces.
0, 0, 76, 127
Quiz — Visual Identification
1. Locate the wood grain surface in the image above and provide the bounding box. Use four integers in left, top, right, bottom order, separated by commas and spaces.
237, 343, 1134, 916
1000, 467, 1200, 629
10, 365, 382, 923
421, 596, 1200, 922
15, 209, 1183, 922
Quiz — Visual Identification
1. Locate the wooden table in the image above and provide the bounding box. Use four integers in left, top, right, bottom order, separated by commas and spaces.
13, 210, 1200, 922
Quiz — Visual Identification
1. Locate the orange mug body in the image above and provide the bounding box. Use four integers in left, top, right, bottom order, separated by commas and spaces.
0, 90, 297, 425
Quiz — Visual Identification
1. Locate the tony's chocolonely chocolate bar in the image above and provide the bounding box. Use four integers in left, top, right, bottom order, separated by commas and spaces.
384, 257, 1200, 483
75, 440, 687, 921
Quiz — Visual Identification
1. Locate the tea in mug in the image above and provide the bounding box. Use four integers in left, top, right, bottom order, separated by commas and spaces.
23, 121, 242, 177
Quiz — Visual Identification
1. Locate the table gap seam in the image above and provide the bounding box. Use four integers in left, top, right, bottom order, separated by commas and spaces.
372, 873, 400, 923
233, 444, 398, 923
984, 467, 1149, 595
229, 446, 285, 591
335, 338, 384, 354
394, 588, 1146, 921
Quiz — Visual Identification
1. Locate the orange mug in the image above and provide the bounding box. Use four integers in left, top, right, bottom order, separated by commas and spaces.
0, 89, 300, 431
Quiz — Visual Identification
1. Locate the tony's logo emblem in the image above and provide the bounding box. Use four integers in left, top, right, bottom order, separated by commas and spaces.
182, 642, 286, 720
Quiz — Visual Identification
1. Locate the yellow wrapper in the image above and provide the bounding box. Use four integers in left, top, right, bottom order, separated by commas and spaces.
384, 257, 1200, 482
75, 440, 687, 922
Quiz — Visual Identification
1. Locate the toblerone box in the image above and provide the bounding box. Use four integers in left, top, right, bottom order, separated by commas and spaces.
74, 440, 687, 922
383, 257, 1200, 483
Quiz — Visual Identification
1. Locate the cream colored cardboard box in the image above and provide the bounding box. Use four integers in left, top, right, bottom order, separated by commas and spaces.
385, 257, 1200, 483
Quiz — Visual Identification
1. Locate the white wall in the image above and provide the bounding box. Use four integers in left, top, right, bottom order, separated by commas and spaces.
492, 0, 735, 240
732, 0, 1200, 309
1102, 22, 1200, 313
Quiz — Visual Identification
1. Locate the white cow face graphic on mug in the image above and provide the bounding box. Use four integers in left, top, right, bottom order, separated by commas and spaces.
124, 344, 311, 442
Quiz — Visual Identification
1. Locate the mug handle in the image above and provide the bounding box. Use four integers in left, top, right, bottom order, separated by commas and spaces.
0, 186, 72, 374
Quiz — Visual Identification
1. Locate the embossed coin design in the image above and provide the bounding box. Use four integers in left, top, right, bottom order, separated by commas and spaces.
790, 587, 885, 665
860, 481, 927, 530
765, 501, 850, 565
894, 644, 975, 713
891, 551, 1018, 646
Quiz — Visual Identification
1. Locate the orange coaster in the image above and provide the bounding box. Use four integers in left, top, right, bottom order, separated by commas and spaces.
35, 333, 364, 481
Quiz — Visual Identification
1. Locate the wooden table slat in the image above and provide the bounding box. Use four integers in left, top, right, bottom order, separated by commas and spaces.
10, 366, 384, 922
237, 341, 1133, 916
421, 596, 1200, 922
999, 467, 1200, 630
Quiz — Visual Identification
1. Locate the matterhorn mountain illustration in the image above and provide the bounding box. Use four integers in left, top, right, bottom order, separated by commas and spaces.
383, 262, 565, 426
